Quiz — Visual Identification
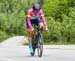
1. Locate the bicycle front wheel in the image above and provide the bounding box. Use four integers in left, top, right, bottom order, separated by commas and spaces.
37, 34, 43, 57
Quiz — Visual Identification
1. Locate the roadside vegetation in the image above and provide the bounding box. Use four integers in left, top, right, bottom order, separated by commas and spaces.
0, 0, 75, 44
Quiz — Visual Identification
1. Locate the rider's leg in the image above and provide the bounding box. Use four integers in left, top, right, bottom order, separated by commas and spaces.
28, 31, 33, 43
38, 22, 44, 33
26, 19, 34, 53
39, 22, 44, 28
28, 30, 34, 53
35, 18, 44, 28
35, 18, 44, 32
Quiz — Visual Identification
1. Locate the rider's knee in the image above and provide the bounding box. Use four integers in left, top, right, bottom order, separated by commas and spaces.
28, 31, 33, 36
39, 22, 44, 27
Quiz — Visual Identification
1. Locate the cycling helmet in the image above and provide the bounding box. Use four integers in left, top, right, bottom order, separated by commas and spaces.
33, 3, 41, 12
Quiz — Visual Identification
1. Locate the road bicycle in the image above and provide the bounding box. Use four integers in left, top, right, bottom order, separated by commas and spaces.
30, 25, 43, 57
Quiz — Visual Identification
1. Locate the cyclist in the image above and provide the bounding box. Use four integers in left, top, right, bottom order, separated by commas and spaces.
26, 3, 48, 54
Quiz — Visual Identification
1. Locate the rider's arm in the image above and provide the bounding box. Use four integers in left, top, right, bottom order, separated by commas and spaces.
40, 10, 48, 30
27, 10, 33, 30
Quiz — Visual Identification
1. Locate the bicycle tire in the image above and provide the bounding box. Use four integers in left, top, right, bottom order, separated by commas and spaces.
37, 33, 43, 57
30, 42, 36, 56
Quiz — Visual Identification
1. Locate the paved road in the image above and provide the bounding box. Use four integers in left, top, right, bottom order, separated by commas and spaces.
0, 36, 75, 61
0, 45, 75, 61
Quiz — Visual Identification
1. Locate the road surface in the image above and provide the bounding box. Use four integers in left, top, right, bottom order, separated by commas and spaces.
0, 36, 75, 61
0, 45, 75, 61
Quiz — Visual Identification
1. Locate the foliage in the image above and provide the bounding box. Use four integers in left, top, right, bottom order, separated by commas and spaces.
43, 0, 75, 44
0, 0, 75, 44
0, 30, 10, 42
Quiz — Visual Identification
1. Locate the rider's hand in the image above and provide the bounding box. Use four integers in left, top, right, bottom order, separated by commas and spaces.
45, 27, 49, 32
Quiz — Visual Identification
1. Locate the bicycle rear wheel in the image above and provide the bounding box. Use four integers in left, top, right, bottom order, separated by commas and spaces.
30, 42, 36, 56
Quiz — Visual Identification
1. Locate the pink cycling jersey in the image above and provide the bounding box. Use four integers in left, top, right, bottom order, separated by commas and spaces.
27, 8, 48, 30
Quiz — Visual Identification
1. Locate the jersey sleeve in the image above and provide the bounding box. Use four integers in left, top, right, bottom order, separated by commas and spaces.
40, 9, 48, 29
27, 10, 32, 29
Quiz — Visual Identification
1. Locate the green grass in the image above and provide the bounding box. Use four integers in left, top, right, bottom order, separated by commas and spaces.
43, 41, 75, 45
24, 40, 75, 45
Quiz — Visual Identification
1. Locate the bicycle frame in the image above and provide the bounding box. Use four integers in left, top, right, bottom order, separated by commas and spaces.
31, 24, 43, 57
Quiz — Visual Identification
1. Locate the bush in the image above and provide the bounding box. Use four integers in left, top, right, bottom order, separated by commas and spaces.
0, 30, 9, 42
